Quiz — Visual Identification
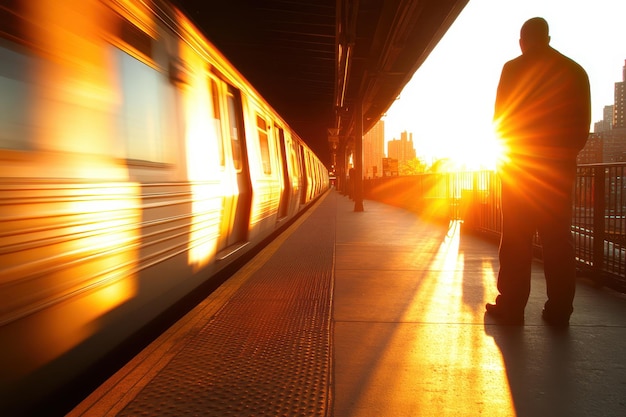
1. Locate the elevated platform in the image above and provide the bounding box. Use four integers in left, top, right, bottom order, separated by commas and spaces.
71, 190, 626, 417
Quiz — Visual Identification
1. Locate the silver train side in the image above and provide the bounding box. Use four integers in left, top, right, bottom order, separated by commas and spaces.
0, 0, 329, 413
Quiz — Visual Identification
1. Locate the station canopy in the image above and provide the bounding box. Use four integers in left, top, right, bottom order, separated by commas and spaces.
173, 0, 469, 165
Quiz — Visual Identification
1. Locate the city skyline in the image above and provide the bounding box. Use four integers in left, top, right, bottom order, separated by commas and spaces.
382, 0, 626, 169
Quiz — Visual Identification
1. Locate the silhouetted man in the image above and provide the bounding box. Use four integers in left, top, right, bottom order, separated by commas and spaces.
486, 17, 591, 326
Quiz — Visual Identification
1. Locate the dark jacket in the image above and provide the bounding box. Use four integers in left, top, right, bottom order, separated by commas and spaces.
494, 46, 591, 161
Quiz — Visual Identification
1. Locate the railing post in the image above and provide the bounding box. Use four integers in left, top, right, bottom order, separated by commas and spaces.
593, 165, 606, 281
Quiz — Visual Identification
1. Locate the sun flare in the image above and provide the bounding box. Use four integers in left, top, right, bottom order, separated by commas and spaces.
443, 128, 507, 171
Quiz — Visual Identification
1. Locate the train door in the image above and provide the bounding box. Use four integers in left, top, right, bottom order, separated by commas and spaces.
298, 144, 308, 204
221, 84, 252, 254
275, 125, 291, 219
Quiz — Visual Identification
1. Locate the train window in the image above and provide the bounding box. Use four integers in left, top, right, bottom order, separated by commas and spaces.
119, 17, 153, 59
115, 47, 165, 162
226, 90, 242, 171
0, 43, 34, 150
0, 2, 33, 151
210, 78, 225, 167
0, 1, 25, 44
256, 115, 271, 175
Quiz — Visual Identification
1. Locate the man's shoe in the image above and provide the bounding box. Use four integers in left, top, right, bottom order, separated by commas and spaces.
541, 309, 570, 327
485, 303, 524, 325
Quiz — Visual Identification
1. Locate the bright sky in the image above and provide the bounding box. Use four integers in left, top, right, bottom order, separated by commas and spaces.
382, 0, 626, 169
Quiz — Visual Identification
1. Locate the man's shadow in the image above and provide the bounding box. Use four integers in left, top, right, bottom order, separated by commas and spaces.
484, 322, 577, 417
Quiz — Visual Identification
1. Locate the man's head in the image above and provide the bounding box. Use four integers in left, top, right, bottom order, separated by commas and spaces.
519, 17, 550, 53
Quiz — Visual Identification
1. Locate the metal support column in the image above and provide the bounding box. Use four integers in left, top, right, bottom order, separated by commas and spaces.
353, 99, 364, 211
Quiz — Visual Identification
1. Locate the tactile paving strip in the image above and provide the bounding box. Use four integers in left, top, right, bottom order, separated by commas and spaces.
119, 196, 335, 416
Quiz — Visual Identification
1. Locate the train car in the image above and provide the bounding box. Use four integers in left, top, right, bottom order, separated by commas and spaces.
0, 0, 329, 414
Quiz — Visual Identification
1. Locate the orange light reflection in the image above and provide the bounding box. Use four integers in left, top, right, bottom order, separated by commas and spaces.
345, 220, 515, 416
0, 0, 143, 377
178, 22, 224, 270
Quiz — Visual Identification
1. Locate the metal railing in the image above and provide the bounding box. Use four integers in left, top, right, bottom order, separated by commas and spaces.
363, 163, 626, 293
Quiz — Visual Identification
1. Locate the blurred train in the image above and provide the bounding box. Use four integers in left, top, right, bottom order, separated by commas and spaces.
0, 0, 329, 413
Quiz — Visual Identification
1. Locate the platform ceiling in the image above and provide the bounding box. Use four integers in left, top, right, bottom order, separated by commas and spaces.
173, 0, 469, 165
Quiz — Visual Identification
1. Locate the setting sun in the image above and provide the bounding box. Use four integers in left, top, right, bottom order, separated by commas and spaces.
383, 0, 626, 170
443, 129, 507, 171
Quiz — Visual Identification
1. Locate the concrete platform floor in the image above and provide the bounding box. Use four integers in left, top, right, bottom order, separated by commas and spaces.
332, 192, 626, 417
72, 190, 626, 417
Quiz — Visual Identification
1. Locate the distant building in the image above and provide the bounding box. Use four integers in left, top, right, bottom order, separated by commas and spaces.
382, 157, 399, 176
580, 60, 626, 164
594, 105, 613, 133
580, 128, 626, 164
577, 133, 602, 164
362, 119, 385, 178
614, 60, 626, 129
601, 128, 626, 162
387, 131, 416, 168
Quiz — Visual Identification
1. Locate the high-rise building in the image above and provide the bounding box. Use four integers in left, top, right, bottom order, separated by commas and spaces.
577, 133, 602, 164
387, 131, 416, 167
362, 119, 385, 178
601, 128, 626, 162
594, 105, 614, 133
606, 61, 626, 161
581, 60, 626, 163
614, 60, 626, 128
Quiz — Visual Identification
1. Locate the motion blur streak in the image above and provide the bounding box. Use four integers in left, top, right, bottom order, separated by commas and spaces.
0, 0, 328, 413
0, 181, 140, 394
29, 0, 116, 155
179, 30, 222, 269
